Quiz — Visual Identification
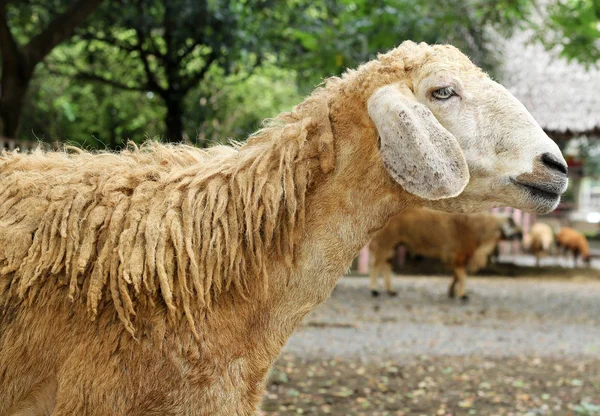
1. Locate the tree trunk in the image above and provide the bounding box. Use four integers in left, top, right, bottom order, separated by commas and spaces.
0, 0, 104, 139
165, 98, 184, 143
0, 81, 28, 139
0, 59, 31, 138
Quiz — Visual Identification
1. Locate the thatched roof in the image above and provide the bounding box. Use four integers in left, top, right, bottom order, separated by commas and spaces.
499, 31, 600, 137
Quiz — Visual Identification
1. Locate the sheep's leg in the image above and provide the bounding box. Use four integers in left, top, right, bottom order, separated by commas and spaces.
450, 267, 469, 301
383, 262, 397, 296
449, 273, 457, 299
370, 262, 380, 297
7, 377, 57, 416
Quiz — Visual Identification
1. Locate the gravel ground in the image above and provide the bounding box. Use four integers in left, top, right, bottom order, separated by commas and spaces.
261, 275, 600, 415
284, 276, 600, 359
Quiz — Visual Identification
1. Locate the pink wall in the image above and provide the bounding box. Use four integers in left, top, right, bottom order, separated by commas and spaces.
357, 246, 370, 274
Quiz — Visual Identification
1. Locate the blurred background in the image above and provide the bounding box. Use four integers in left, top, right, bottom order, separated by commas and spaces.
2, 0, 600, 415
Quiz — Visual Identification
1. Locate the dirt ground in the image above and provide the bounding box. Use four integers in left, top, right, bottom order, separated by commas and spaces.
260, 274, 600, 416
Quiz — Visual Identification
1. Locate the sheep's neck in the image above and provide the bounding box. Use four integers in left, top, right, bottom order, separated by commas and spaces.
171, 186, 410, 415
262, 116, 413, 344
274, 184, 404, 315
205, 173, 410, 412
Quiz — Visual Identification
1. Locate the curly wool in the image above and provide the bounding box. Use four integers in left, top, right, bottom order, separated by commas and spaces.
0, 102, 330, 336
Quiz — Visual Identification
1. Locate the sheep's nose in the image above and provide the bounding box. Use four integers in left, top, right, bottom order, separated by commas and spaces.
541, 152, 568, 176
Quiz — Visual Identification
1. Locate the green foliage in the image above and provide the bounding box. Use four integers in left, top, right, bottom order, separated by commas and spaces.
277, 0, 535, 86
20, 66, 165, 149
561, 179, 577, 205
39, 0, 303, 142
579, 140, 600, 177
20, 56, 300, 146
567, 136, 600, 177
30, 0, 533, 146
4, 0, 73, 45
185, 60, 301, 145
543, 0, 600, 65
6, 0, 599, 148
69, 0, 257, 92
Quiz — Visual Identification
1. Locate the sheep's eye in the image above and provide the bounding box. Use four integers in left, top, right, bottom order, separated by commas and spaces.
432, 87, 456, 100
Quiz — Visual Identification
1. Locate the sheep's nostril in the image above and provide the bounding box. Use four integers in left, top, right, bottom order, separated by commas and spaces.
541, 153, 568, 175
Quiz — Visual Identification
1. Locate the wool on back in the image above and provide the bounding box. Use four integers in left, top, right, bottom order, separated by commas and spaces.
0, 136, 314, 337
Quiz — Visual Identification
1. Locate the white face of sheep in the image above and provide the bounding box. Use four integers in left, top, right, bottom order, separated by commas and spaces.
368, 72, 568, 214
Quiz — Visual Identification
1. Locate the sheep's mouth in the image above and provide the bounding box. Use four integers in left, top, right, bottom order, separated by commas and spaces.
510, 178, 562, 200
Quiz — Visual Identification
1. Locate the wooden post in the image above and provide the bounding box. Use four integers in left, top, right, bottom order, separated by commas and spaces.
512, 209, 521, 253
397, 245, 406, 267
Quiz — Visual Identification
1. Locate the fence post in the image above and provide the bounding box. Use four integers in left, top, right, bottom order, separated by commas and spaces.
397, 245, 406, 267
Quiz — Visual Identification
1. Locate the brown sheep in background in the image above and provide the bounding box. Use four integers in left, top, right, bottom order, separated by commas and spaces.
522, 222, 555, 266
0, 41, 568, 415
556, 227, 591, 267
369, 208, 522, 300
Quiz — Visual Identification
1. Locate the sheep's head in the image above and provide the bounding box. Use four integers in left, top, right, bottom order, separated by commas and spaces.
367, 41, 568, 214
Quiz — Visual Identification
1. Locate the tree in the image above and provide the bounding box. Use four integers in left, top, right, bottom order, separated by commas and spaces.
50, 0, 285, 142
539, 0, 600, 65
0, 0, 103, 138
48, 0, 532, 144
275, 0, 534, 86
185, 61, 301, 147
20, 63, 166, 148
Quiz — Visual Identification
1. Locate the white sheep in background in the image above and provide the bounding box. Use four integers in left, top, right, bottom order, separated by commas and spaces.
0, 41, 567, 415
522, 222, 555, 266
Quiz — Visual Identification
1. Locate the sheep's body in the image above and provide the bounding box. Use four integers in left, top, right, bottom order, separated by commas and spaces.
1, 143, 377, 415
523, 222, 554, 266
0, 41, 568, 414
0, 51, 409, 415
556, 227, 591, 267
369, 208, 518, 299
0, 143, 319, 415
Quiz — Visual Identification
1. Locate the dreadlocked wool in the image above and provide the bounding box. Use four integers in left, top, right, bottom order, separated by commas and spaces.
0, 96, 333, 337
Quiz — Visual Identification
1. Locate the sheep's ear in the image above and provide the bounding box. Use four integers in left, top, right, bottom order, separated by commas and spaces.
368, 84, 469, 200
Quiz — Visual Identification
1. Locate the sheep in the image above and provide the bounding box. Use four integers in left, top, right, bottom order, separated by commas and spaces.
0, 41, 568, 415
522, 222, 554, 266
556, 227, 591, 267
369, 208, 522, 300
